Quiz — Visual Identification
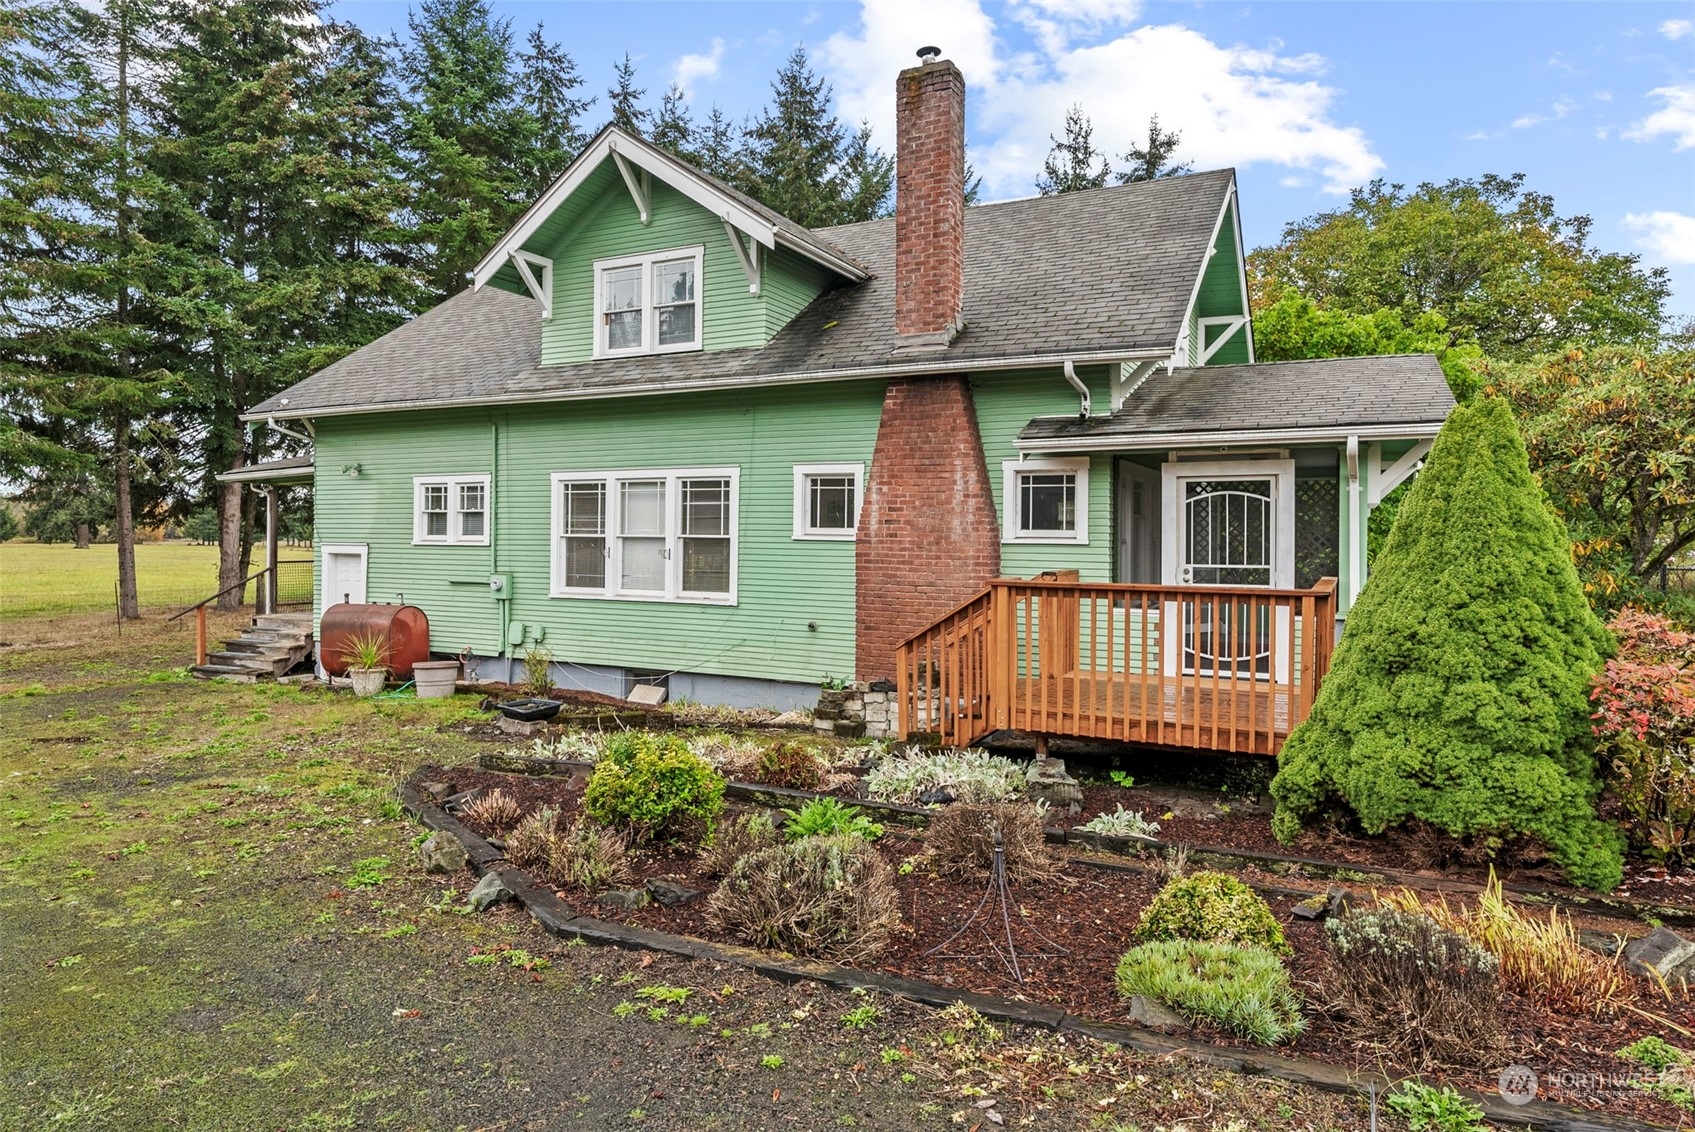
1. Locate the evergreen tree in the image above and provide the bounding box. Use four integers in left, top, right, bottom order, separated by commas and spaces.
1036, 104, 1110, 195
1116, 114, 1191, 183
650, 82, 695, 161
836, 120, 894, 223
746, 46, 846, 227
694, 104, 752, 188
963, 158, 984, 205
518, 25, 593, 188
605, 52, 648, 135
1269, 397, 1622, 890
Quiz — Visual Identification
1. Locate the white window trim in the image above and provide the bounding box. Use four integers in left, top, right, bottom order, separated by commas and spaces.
1002, 458, 1090, 544
412, 474, 491, 546
549, 466, 739, 605
592, 245, 705, 359
792, 462, 864, 541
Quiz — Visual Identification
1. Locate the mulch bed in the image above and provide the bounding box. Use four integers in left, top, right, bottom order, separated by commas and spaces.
422, 763, 1695, 1125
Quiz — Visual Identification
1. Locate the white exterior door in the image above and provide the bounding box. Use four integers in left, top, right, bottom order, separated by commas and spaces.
1161, 460, 1295, 678
321, 544, 368, 607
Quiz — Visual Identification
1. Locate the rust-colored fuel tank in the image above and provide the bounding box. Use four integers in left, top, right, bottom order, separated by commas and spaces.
319, 603, 431, 678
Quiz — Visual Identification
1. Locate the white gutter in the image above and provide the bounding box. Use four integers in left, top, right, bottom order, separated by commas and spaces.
1062, 359, 1090, 418
1346, 434, 1362, 610
240, 347, 1173, 423
265, 415, 314, 444
1017, 420, 1446, 453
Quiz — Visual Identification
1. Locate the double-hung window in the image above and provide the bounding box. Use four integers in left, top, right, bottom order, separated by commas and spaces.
792, 463, 863, 540
593, 247, 703, 357
413, 474, 491, 545
551, 467, 738, 602
1001, 458, 1089, 543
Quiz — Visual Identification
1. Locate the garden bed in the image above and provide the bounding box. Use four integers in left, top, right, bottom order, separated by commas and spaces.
418, 760, 1695, 1127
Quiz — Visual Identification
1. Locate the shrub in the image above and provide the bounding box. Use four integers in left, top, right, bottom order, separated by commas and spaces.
583, 735, 725, 845
1381, 870, 1632, 1016
1270, 397, 1621, 891
707, 835, 902, 963
1077, 806, 1161, 840
503, 804, 560, 870
782, 797, 883, 842
1384, 1081, 1487, 1132
1323, 907, 1502, 1068
521, 645, 554, 697
1114, 939, 1305, 1046
754, 741, 826, 790
1136, 870, 1290, 956
865, 746, 1026, 805
546, 818, 633, 891
925, 802, 1054, 884
1592, 609, 1695, 863
700, 810, 782, 878
460, 788, 523, 833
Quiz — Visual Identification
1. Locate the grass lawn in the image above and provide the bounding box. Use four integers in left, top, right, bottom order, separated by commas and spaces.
0, 541, 313, 619
0, 614, 1386, 1131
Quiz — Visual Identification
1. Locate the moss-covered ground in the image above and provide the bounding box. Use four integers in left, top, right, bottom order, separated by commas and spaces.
0, 611, 1397, 1130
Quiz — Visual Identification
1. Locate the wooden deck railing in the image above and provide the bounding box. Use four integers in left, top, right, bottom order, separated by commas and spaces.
895, 576, 1338, 755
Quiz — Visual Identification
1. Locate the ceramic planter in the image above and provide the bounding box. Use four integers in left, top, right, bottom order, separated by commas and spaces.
412, 660, 459, 699
348, 666, 386, 697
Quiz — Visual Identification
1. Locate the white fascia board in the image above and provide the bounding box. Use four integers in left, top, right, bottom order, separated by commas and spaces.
1229, 188, 1255, 363
241, 349, 1173, 423
1173, 177, 1239, 366
1016, 420, 1446, 453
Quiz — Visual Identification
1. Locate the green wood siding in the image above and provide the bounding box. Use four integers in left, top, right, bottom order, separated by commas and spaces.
531, 178, 832, 366
970, 367, 1116, 582
1194, 199, 1251, 366
311, 381, 885, 685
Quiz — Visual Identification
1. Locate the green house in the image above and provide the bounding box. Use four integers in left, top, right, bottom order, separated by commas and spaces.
234, 55, 1451, 752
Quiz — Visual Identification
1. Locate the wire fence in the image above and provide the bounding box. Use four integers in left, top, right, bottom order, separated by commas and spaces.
1652, 566, 1695, 594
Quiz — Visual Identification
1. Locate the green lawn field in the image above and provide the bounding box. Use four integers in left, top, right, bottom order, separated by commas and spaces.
0, 541, 313, 618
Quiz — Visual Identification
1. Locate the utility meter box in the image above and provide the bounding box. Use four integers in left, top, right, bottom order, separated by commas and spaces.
488, 573, 511, 600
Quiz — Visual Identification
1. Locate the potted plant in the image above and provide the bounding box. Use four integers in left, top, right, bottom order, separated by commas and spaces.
341, 632, 388, 697
412, 658, 460, 699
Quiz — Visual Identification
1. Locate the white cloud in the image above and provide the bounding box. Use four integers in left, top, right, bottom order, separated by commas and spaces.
1011, 0, 1141, 55
822, 1, 1382, 196
1626, 84, 1695, 149
1661, 18, 1694, 40
672, 38, 726, 100
1623, 211, 1695, 263
1511, 99, 1574, 129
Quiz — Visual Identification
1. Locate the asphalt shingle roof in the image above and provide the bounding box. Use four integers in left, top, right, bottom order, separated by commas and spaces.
1016, 355, 1455, 446
248, 170, 1236, 418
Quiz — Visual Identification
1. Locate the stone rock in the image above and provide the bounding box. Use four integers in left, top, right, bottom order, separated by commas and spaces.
769, 710, 809, 727
419, 780, 451, 802
627, 683, 667, 707
419, 830, 467, 874
1623, 927, 1695, 979
496, 716, 540, 737
599, 887, 652, 911
441, 788, 483, 813
1291, 892, 1330, 921
918, 788, 957, 806
1326, 886, 1353, 920
466, 871, 514, 912
869, 679, 897, 693
646, 879, 702, 907
1024, 757, 1084, 810
1126, 995, 1187, 1032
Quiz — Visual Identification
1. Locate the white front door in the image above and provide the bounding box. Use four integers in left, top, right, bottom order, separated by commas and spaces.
321, 544, 368, 607
1161, 460, 1295, 677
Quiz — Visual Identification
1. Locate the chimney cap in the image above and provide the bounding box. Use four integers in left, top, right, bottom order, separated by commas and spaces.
916, 45, 941, 63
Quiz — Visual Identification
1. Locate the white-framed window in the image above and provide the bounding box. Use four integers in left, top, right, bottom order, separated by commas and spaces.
792, 462, 863, 540
593, 246, 704, 357
1002, 458, 1089, 544
413, 474, 491, 545
550, 467, 739, 603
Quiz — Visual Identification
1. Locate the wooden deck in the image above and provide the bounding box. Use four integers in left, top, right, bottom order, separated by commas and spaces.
896, 577, 1337, 755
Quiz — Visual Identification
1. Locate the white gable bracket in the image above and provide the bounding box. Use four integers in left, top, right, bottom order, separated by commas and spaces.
610, 150, 651, 225
1368, 438, 1432, 507
1197, 316, 1246, 364
509, 250, 553, 319
722, 218, 761, 295
1113, 359, 1160, 411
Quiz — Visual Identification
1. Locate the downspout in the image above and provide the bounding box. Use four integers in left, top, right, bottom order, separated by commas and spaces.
1062, 359, 1091, 419
265, 415, 313, 445
1346, 435, 1362, 612
491, 414, 509, 679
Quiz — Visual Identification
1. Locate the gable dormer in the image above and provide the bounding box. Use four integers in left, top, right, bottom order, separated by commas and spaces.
471, 128, 868, 366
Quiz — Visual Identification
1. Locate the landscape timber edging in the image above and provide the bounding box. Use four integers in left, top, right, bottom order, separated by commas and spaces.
405, 768, 1663, 1132
476, 751, 1695, 930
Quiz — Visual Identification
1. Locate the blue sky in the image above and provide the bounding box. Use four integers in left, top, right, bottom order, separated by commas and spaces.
334, 0, 1695, 320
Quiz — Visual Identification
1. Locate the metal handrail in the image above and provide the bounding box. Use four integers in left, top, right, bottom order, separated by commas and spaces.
167, 567, 271, 621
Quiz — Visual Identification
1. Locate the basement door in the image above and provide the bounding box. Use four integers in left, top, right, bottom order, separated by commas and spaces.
1160, 460, 1295, 678
321, 543, 368, 607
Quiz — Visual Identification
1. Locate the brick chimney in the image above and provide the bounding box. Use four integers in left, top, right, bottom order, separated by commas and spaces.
855, 50, 997, 684
893, 50, 965, 344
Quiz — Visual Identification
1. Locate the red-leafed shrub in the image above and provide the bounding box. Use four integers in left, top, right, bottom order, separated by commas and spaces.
1593, 609, 1695, 862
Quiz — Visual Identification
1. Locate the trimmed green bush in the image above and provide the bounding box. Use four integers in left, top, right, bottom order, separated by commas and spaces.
1135, 870, 1290, 956
1114, 939, 1305, 1045
583, 733, 725, 845
1270, 397, 1621, 890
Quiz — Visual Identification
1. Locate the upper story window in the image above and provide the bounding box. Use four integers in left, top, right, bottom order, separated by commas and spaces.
1001, 458, 1089, 544
594, 246, 704, 357
792, 463, 863, 540
414, 474, 491, 546
551, 467, 738, 603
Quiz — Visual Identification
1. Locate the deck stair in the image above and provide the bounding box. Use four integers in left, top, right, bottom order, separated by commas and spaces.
191, 612, 314, 682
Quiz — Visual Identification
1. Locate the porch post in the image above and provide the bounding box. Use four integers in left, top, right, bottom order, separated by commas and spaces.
264, 487, 279, 616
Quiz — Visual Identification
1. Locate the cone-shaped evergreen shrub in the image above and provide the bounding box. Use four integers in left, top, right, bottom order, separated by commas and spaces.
1269, 397, 1621, 889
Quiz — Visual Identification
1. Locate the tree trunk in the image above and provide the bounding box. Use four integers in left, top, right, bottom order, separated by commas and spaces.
75, 522, 90, 549
215, 467, 245, 611
114, 416, 140, 619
